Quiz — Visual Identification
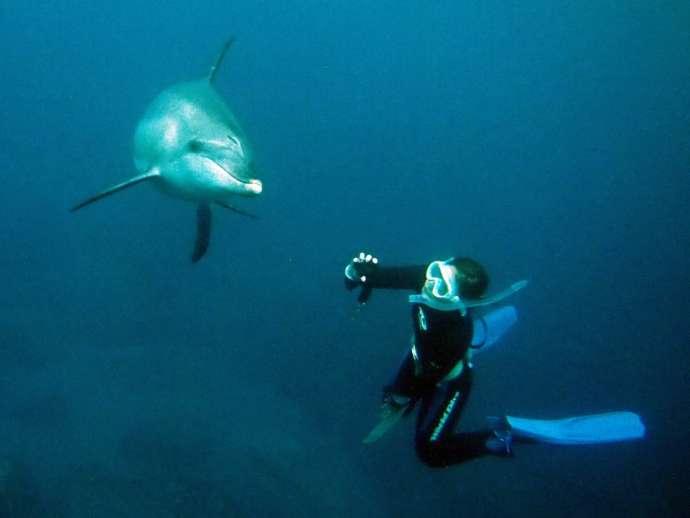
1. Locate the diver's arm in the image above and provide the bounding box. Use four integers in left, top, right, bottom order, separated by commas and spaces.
365, 265, 427, 290
344, 252, 426, 303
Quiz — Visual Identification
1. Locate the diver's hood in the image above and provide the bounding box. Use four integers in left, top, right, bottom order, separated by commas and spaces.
409, 257, 528, 315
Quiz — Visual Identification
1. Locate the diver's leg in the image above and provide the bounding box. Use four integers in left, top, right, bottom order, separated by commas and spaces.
414, 369, 494, 467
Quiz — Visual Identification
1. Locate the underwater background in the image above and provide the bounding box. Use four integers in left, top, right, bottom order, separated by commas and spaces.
1, 1, 689, 516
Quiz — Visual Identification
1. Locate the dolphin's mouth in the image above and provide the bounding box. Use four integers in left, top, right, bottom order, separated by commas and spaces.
214, 160, 262, 194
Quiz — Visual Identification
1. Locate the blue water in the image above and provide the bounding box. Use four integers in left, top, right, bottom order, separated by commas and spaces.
1, 1, 688, 516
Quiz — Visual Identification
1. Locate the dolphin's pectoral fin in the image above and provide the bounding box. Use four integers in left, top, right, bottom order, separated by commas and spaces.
192, 203, 212, 263
207, 37, 235, 83
70, 171, 160, 212
215, 201, 258, 219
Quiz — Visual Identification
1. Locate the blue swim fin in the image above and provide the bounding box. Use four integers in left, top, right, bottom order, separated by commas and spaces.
505, 411, 645, 445
471, 305, 518, 354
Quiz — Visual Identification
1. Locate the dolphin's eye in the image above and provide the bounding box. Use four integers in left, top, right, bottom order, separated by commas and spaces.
188, 140, 202, 152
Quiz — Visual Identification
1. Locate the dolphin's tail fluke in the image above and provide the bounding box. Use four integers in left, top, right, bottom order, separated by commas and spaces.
208, 37, 235, 83
192, 202, 212, 263
69, 171, 160, 212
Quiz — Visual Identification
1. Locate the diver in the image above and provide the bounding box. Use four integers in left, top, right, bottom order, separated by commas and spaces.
344, 252, 645, 468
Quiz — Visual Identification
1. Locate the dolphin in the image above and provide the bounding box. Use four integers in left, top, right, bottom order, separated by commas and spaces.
70, 38, 263, 262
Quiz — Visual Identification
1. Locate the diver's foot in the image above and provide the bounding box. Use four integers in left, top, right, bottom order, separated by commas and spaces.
485, 416, 513, 457
486, 429, 513, 457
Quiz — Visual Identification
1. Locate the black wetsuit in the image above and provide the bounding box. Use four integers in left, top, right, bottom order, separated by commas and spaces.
357, 264, 494, 467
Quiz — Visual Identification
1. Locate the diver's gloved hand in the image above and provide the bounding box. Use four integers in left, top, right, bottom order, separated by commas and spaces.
382, 390, 410, 410
382, 387, 417, 417
345, 252, 379, 283
344, 252, 379, 303
379, 389, 414, 420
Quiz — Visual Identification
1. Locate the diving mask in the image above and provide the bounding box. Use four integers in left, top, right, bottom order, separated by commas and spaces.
413, 259, 468, 313
424, 259, 460, 302
410, 257, 528, 314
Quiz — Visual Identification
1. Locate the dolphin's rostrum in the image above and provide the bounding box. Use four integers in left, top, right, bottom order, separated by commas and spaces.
71, 38, 262, 262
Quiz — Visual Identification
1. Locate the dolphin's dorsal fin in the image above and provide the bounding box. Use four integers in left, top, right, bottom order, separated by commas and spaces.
69, 170, 160, 212
208, 37, 235, 83
192, 203, 212, 263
